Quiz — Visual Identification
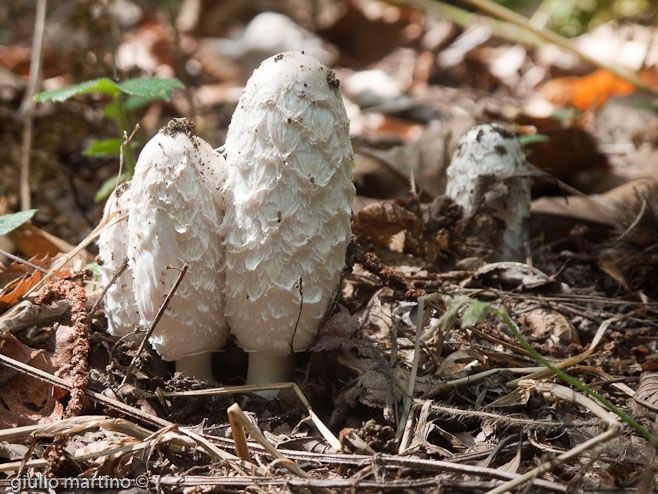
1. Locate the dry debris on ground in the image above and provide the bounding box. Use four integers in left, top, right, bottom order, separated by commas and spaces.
1, 1, 658, 493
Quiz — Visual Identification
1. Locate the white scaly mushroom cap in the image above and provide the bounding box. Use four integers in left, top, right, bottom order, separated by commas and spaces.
128, 119, 228, 362
445, 123, 530, 260
97, 181, 140, 336
222, 52, 354, 370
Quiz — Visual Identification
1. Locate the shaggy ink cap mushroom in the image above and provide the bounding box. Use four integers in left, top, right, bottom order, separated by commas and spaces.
221, 52, 355, 392
112, 118, 229, 382
445, 124, 530, 261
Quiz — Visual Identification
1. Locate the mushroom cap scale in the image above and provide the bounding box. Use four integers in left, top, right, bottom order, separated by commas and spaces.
128, 119, 228, 361
97, 181, 140, 337
222, 51, 355, 356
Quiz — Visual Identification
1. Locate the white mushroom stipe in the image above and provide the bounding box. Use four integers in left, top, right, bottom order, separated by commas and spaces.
97, 182, 140, 337
445, 124, 530, 261
175, 353, 215, 383
222, 52, 355, 388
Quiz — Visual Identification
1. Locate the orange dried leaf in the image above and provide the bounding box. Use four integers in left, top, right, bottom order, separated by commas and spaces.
540, 69, 636, 110
0, 269, 43, 312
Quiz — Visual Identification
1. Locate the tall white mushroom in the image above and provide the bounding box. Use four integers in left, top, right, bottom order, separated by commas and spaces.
100, 118, 228, 382
445, 124, 530, 261
222, 52, 355, 386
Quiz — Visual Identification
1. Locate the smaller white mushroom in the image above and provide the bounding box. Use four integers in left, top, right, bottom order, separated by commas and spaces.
100, 119, 228, 382
445, 124, 530, 260
97, 182, 140, 337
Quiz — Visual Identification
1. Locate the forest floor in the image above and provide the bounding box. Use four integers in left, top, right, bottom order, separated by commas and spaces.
0, 1, 657, 493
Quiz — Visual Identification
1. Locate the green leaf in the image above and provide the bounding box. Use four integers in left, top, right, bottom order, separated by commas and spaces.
460, 300, 491, 328
34, 78, 120, 102
34, 77, 183, 104
95, 172, 131, 203
84, 139, 123, 157
424, 297, 468, 340
519, 134, 550, 147
85, 262, 100, 277
0, 209, 38, 236
117, 77, 184, 101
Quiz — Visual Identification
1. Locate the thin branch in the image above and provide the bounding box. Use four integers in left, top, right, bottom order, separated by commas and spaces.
19, 0, 48, 210
120, 263, 189, 386
88, 257, 128, 319
0, 247, 50, 275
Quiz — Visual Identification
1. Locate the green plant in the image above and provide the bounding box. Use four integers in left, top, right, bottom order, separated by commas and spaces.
0, 209, 38, 236
34, 77, 184, 201
434, 296, 658, 447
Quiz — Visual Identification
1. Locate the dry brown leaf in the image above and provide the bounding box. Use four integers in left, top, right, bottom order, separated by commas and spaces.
633, 372, 658, 412
598, 259, 631, 293
519, 308, 580, 345
436, 349, 486, 379
0, 334, 63, 427
0, 268, 43, 313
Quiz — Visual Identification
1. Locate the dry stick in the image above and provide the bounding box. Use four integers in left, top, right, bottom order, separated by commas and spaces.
164, 382, 342, 451
0, 352, 168, 429
227, 405, 251, 462
0, 248, 50, 275
19, 0, 47, 210
120, 263, 189, 386
87, 257, 128, 319
0, 354, 251, 476
486, 426, 621, 494
227, 403, 309, 478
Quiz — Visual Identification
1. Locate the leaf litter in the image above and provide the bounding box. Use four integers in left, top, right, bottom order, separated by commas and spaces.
1, 0, 658, 492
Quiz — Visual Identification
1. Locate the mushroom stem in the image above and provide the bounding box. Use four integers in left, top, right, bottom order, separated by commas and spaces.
175, 352, 215, 383
246, 352, 295, 387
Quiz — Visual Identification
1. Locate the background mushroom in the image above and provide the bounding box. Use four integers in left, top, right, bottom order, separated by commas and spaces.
101, 118, 228, 382
445, 124, 530, 261
221, 52, 355, 387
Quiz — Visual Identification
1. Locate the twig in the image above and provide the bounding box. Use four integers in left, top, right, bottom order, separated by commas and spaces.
164, 382, 342, 452
227, 403, 310, 478
0, 352, 168, 429
120, 263, 189, 386
87, 257, 128, 320
397, 294, 428, 441
0, 353, 250, 476
486, 426, 621, 494
19, 0, 47, 210
0, 247, 50, 275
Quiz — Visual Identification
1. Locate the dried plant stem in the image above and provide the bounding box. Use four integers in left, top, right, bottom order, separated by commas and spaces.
88, 257, 128, 319
19, 0, 47, 210
120, 263, 189, 386
164, 382, 342, 451
37, 280, 89, 418
227, 403, 309, 478
486, 426, 621, 494
0, 248, 50, 274
493, 307, 658, 447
